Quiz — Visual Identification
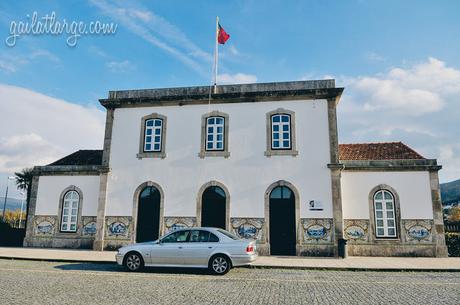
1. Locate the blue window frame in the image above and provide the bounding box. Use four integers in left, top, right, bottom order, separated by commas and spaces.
144, 118, 163, 152
206, 116, 225, 151
271, 114, 291, 150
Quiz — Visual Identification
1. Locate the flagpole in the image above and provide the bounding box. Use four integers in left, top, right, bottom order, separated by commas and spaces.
213, 16, 219, 94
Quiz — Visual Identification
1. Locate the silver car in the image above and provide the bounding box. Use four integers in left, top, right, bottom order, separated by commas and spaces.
115, 227, 257, 275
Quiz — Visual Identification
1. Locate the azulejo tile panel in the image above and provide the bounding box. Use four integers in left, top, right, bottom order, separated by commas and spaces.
301, 218, 333, 244
33, 215, 57, 236
231, 218, 265, 241
81, 216, 97, 237
105, 216, 131, 239
164, 217, 196, 234
344, 219, 369, 242
403, 219, 433, 243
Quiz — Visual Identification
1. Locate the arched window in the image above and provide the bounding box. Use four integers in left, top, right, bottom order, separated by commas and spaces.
61, 190, 80, 232
373, 190, 397, 238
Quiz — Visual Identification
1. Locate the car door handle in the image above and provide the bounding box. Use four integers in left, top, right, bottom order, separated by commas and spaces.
208, 247, 213, 249
178, 246, 183, 249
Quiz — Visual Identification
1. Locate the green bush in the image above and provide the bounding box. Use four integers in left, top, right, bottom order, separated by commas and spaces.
446, 233, 460, 257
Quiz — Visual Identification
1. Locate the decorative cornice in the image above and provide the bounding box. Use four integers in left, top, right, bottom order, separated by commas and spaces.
99, 80, 343, 109
32, 165, 109, 176
341, 159, 441, 172
327, 163, 344, 170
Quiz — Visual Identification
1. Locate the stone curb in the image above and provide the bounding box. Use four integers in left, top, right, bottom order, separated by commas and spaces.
0, 256, 115, 264
247, 264, 460, 272
1, 256, 459, 272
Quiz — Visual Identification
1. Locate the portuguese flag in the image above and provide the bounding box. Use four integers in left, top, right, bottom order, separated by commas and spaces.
218, 23, 230, 44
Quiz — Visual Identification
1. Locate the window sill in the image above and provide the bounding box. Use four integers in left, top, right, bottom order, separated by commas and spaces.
198, 151, 230, 159
371, 237, 402, 244
137, 152, 167, 159
55, 232, 82, 239
264, 149, 299, 157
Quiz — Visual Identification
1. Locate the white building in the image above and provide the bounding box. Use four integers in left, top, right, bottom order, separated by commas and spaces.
24, 80, 447, 257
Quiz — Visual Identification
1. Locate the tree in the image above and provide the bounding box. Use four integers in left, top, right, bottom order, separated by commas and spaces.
3, 209, 22, 227
14, 168, 34, 230
448, 206, 460, 222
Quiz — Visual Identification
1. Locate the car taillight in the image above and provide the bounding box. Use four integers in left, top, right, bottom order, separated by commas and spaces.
246, 244, 254, 253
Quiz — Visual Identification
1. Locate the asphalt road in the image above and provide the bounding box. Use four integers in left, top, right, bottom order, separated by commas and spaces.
0, 259, 459, 305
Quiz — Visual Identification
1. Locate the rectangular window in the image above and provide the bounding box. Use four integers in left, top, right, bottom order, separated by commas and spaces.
144, 119, 162, 152
271, 114, 291, 150
206, 116, 225, 151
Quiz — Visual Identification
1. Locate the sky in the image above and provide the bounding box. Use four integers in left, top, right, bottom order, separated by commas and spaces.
0, 0, 459, 199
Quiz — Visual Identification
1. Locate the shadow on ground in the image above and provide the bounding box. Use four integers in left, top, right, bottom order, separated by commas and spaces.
53, 262, 211, 275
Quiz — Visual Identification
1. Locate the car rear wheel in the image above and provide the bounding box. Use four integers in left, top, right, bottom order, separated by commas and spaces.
209, 254, 231, 275
124, 252, 144, 272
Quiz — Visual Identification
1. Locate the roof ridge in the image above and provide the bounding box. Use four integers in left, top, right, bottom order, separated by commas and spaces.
339, 141, 403, 145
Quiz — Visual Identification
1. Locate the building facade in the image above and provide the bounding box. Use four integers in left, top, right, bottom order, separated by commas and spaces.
23, 80, 448, 257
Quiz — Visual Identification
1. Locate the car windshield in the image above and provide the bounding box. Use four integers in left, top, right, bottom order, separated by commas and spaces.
217, 229, 240, 240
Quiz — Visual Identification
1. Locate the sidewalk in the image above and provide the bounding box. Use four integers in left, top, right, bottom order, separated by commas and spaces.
1, 247, 460, 271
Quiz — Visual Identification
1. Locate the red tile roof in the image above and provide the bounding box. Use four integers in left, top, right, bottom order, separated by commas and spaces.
339, 142, 425, 161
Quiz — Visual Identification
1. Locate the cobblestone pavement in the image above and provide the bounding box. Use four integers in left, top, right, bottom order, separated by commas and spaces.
1, 259, 459, 305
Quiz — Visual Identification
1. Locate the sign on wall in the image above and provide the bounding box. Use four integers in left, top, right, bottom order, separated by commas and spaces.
308, 200, 323, 211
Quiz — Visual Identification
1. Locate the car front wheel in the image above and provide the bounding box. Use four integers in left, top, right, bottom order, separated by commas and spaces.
209, 255, 231, 275
124, 252, 144, 272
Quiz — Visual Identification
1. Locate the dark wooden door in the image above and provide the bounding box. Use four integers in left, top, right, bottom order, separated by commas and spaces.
201, 186, 226, 229
269, 186, 296, 255
136, 186, 161, 242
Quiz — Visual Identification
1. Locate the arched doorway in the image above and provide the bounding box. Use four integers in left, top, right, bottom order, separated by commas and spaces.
269, 185, 296, 255
201, 185, 227, 229
136, 185, 161, 242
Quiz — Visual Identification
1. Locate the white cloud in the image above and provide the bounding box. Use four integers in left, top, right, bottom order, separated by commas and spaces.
106, 60, 134, 72
29, 49, 60, 63
89, 0, 211, 76
88, 45, 110, 58
0, 84, 105, 174
129, 10, 153, 23
218, 73, 257, 84
345, 57, 460, 116
336, 57, 460, 182
0, 48, 60, 73
0, 59, 17, 73
229, 45, 240, 56
0, 133, 61, 172
366, 52, 385, 62
0, 53, 28, 73
90, 1, 248, 80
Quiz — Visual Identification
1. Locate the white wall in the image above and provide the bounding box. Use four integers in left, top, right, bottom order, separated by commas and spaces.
106, 99, 333, 219
341, 171, 433, 219
35, 175, 100, 216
